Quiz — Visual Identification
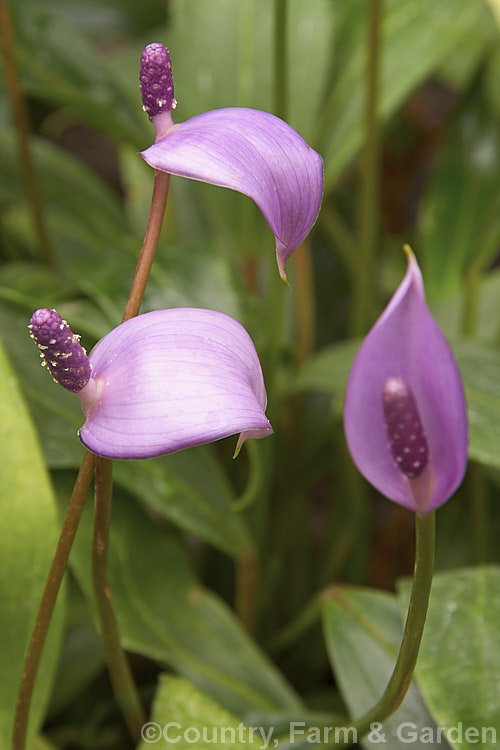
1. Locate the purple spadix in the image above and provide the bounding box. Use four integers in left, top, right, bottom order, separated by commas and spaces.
344, 249, 468, 514
139, 43, 323, 284
382, 377, 429, 480
29, 308, 272, 460
29, 308, 91, 393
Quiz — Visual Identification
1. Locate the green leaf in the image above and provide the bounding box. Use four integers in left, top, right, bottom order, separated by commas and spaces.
452, 340, 500, 470
114, 447, 253, 559
397, 567, 500, 749
139, 676, 339, 750
321, 587, 445, 749
137, 675, 263, 749
315, 0, 491, 190
0, 129, 131, 256
0, 340, 64, 748
12, 7, 147, 146
62, 484, 301, 716
418, 86, 500, 299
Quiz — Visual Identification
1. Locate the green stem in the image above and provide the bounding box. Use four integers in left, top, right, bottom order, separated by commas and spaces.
263, 0, 290, 394
330, 511, 435, 748
92, 457, 146, 739
12, 451, 95, 750
273, 0, 288, 121
350, 0, 383, 336
319, 205, 357, 280
0, 0, 53, 266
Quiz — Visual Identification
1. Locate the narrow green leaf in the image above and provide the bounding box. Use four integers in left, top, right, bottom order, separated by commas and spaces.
418, 88, 500, 299
322, 587, 446, 749
12, 7, 146, 146
397, 566, 500, 750
0, 341, 64, 747
0, 129, 131, 253
316, 0, 490, 190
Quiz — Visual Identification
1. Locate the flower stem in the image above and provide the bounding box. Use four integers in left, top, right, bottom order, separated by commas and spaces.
331, 511, 435, 748
350, 0, 383, 336
92, 457, 146, 739
14, 149, 169, 750
235, 551, 258, 634
121, 170, 170, 322
0, 0, 53, 267
12, 451, 95, 750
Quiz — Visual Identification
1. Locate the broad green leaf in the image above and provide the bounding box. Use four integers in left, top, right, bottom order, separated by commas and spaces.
322, 587, 446, 749
114, 448, 253, 559
0, 341, 64, 748
397, 567, 500, 750
315, 0, 492, 189
285, 339, 360, 401
429, 269, 500, 345
62, 484, 302, 716
137, 675, 262, 749
139, 676, 339, 750
453, 340, 500, 469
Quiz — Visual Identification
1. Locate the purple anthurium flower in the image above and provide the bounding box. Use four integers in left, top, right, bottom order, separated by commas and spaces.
30, 308, 272, 459
343, 249, 468, 515
139, 43, 323, 284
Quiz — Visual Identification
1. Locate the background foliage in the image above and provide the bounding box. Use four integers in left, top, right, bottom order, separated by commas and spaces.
1, 1, 500, 748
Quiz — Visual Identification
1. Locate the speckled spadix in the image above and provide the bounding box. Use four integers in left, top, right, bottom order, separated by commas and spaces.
343, 250, 468, 514
139, 43, 324, 284
30, 308, 272, 459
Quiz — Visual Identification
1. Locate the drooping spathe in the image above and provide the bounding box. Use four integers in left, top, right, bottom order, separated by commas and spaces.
139, 43, 324, 284
30, 308, 272, 460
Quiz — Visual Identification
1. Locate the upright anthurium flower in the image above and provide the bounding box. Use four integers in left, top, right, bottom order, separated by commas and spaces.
30, 308, 272, 459
139, 43, 324, 284
343, 249, 468, 514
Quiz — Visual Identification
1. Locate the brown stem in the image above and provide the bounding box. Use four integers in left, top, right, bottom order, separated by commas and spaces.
121, 170, 170, 322
236, 551, 258, 634
0, 0, 53, 266
12, 451, 95, 750
14, 139, 170, 750
92, 457, 146, 739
